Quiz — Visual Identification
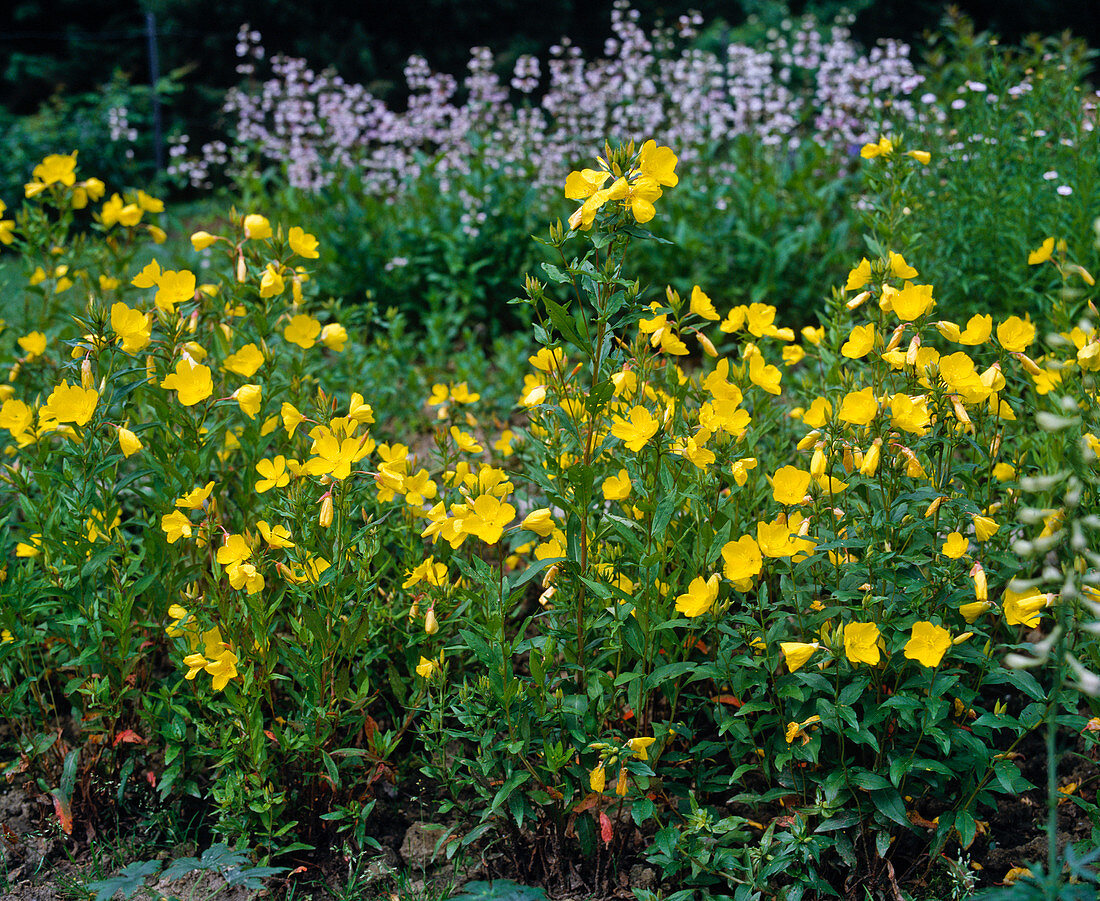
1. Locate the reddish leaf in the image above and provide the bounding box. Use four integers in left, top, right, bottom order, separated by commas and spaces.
112, 728, 146, 747
572, 794, 601, 815
711, 694, 743, 707
52, 792, 72, 835
599, 811, 613, 845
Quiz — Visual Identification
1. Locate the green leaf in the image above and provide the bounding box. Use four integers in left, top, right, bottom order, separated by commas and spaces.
448, 880, 548, 901
87, 860, 162, 901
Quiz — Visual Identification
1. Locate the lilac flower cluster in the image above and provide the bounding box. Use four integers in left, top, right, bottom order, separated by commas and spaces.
169, 4, 925, 194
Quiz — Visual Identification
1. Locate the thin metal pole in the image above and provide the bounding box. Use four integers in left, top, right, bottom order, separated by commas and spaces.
145, 10, 165, 173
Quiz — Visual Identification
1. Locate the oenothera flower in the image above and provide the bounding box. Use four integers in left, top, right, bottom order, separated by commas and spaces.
259, 264, 285, 298
161, 511, 192, 544
459, 494, 516, 545
721, 536, 763, 587
904, 621, 951, 668
17, 332, 45, 359
844, 622, 881, 665
637, 140, 679, 187
996, 316, 1035, 353
845, 258, 872, 291
802, 397, 832, 429
771, 465, 811, 505
1028, 237, 1055, 265
756, 514, 815, 560
838, 388, 878, 426
117, 426, 143, 457
232, 384, 262, 419
603, 469, 632, 501
153, 269, 197, 312
842, 323, 875, 359
288, 225, 320, 258
25, 152, 78, 196
780, 641, 820, 673
243, 213, 272, 240
183, 627, 239, 691
416, 653, 443, 679
1003, 586, 1048, 627
321, 322, 347, 351
284, 313, 321, 348
161, 356, 213, 406
973, 514, 999, 541
891, 281, 935, 320
589, 762, 607, 793
521, 509, 555, 537
110, 302, 152, 353
257, 519, 295, 549
889, 393, 930, 436
941, 532, 970, 559
689, 285, 719, 320
176, 481, 215, 509
860, 136, 893, 158
785, 715, 821, 745
675, 574, 720, 618
611, 405, 659, 451
748, 353, 782, 394
305, 427, 372, 480
888, 251, 918, 278
403, 557, 448, 589
255, 456, 291, 493
222, 343, 265, 377
42, 380, 98, 426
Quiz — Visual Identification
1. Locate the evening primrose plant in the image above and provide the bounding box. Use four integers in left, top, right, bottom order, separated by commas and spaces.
1, 137, 1098, 896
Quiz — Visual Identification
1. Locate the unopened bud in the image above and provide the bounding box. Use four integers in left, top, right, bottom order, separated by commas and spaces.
236, 252, 247, 283
884, 323, 907, 353
924, 496, 944, 518
1013, 352, 1042, 376
846, 291, 871, 310
318, 493, 333, 528
905, 335, 921, 367
424, 608, 439, 635
81, 356, 93, 389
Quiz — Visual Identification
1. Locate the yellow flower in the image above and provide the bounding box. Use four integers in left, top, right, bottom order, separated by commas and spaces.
844, 622, 881, 666
689, 285, 719, 320
257, 520, 295, 549
589, 763, 607, 793
889, 393, 930, 436
16, 533, 42, 557
521, 509, 555, 537
117, 426, 143, 457
996, 316, 1035, 353
232, 384, 262, 419
905, 149, 931, 165
627, 736, 657, 760
321, 323, 347, 351
721, 535, 763, 583
26, 152, 78, 194
845, 258, 872, 291
841, 323, 875, 359
957, 314, 993, 346
288, 226, 320, 258
1003, 586, 1047, 627
780, 641, 820, 673
222, 343, 265, 377
602, 469, 632, 501
1028, 237, 1055, 265
243, 214, 272, 240
161, 511, 192, 544
888, 251, 918, 279
748, 354, 781, 394
153, 269, 197, 312
18, 331, 47, 359
110, 302, 152, 354
259, 264, 285, 298
959, 600, 991, 624
255, 456, 291, 493
860, 137, 893, 159
611, 405, 659, 452
972, 515, 999, 541
284, 313, 321, 349
458, 495, 516, 545
675, 573, 720, 618
771, 465, 811, 505
941, 532, 969, 558
731, 456, 757, 487
42, 380, 99, 426
785, 715, 821, 745
637, 140, 679, 187
176, 481, 214, 509
892, 282, 935, 321
191, 230, 219, 251
838, 387, 878, 426
904, 621, 951, 668
450, 426, 483, 453
160, 356, 213, 406
416, 655, 441, 679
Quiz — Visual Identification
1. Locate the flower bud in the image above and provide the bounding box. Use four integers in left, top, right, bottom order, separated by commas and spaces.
318, 494, 333, 529
424, 608, 439, 635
